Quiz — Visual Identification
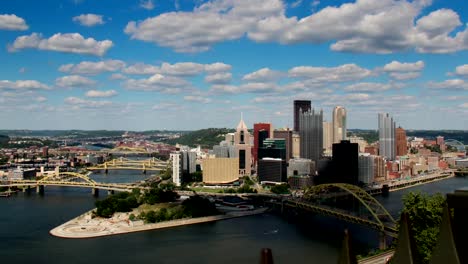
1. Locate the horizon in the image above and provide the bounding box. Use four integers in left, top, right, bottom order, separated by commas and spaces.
1, 0, 468, 130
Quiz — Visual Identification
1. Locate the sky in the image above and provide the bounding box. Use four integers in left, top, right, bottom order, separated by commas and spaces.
1, 0, 468, 131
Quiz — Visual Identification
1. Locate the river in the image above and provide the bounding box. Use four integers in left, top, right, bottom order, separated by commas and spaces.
0, 172, 467, 264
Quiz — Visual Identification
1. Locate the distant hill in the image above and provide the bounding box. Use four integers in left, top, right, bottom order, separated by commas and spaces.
164, 128, 235, 149
348, 129, 468, 145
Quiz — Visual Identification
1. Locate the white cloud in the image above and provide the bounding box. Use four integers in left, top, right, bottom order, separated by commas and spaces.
0, 14, 28, 30
460, 103, 468, 108
125, 0, 284, 52
59, 60, 125, 75
140, 0, 155, 10
0, 80, 50, 90
8, 33, 113, 56
55, 75, 96, 88
454, 65, 468, 76
428, 79, 468, 91
65, 97, 112, 108
204, 62, 232, 73
388, 72, 421, 80
124, 74, 190, 93
124, 0, 468, 54
383, 61, 425, 72
36, 96, 47, 102
288, 64, 372, 82
72, 14, 105, 27
204, 72, 232, 84
160, 62, 205, 76
123, 63, 159, 75
109, 73, 127, 80
344, 82, 401, 93
242, 68, 282, 82
184, 95, 211, 103
85, 89, 118, 98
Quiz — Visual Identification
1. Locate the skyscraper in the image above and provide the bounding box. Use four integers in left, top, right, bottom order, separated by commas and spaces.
273, 129, 292, 161
378, 113, 396, 160
299, 108, 323, 162
332, 106, 347, 143
294, 100, 311, 132
253, 123, 272, 165
234, 116, 252, 176
332, 140, 359, 185
323, 121, 333, 156
396, 126, 407, 157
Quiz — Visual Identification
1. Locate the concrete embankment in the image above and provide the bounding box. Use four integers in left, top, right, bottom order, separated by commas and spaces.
50, 207, 268, 239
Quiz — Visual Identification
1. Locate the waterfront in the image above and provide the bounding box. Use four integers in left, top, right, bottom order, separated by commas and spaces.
1, 175, 467, 263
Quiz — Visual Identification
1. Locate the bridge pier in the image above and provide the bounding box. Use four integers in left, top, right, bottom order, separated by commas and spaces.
105, 169, 108, 174
36, 185, 44, 195
92, 188, 99, 197
379, 232, 387, 250
107, 190, 114, 195
22, 186, 31, 193
142, 169, 146, 174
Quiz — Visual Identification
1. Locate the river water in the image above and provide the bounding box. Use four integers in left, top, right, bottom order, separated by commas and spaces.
0, 172, 467, 264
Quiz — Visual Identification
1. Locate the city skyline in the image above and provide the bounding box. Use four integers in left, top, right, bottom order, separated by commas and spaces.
1, 0, 468, 130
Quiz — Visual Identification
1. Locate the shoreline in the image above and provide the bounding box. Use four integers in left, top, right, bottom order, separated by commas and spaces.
50, 207, 268, 239
388, 173, 455, 193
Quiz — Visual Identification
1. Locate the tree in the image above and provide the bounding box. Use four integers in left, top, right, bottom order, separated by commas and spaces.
400, 192, 445, 264
270, 184, 290, 194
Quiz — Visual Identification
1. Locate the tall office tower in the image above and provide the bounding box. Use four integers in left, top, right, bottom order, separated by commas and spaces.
378, 113, 396, 160
436, 135, 446, 151
396, 127, 407, 157
253, 123, 272, 165
294, 100, 311, 132
299, 108, 323, 162
332, 140, 359, 185
258, 138, 286, 160
322, 121, 333, 156
332, 106, 347, 143
273, 129, 292, 161
170, 152, 182, 186
292, 132, 300, 158
234, 116, 252, 176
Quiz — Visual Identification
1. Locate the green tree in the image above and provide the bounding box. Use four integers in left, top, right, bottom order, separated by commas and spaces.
270, 184, 290, 194
400, 192, 445, 264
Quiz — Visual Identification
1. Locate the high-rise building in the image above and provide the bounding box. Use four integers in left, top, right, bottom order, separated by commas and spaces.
258, 158, 287, 183
358, 154, 374, 184
323, 121, 333, 156
253, 123, 272, 165
294, 100, 311, 132
332, 140, 359, 185
258, 138, 286, 160
374, 156, 387, 181
436, 136, 446, 152
273, 129, 292, 161
378, 113, 396, 160
299, 108, 323, 162
396, 127, 407, 157
332, 106, 347, 144
292, 132, 300, 158
170, 152, 182, 186
234, 116, 252, 176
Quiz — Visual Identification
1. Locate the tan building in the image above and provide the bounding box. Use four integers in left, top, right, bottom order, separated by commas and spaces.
292, 132, 300, 158
202, 158, 239, 184
332, 106, 347, 144
349, 136, 368, 153
374, 156, 387, 181
323, 121, 333, 156
234, 117, 252, 176
396, 127, 407, 157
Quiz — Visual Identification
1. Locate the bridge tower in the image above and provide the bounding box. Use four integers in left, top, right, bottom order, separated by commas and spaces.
92, 188, 99, 197
36, 185, 44, 195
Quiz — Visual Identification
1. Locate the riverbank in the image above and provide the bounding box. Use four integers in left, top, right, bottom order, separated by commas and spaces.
388, 172, 455, 192
50, 207, 268, 238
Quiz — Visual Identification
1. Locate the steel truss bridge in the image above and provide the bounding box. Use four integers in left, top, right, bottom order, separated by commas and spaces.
279, 183, 398, 238
0, 172, 136, 194
87, 157, 168, 172
105, 146, 150, 154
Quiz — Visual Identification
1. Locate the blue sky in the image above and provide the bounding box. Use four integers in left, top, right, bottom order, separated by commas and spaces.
0, 0, 467, 130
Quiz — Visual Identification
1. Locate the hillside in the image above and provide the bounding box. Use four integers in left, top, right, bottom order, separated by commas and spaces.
164, 128, 235, 148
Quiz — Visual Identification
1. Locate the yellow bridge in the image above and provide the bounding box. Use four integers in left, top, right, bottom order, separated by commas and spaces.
0, 171, 138, 196
87, 157, 168, 172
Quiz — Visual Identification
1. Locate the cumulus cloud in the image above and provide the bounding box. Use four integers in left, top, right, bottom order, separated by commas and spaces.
124, 0, 468, 54
109, 73, 127, 80
55, 75, 96, 88
8, 33, 113, 56
204, 72, 232, 84
0, 14, 28, 30
65, 97, 112, 108
184, 95, 211, 103
140, 0, 155, 10
85, 89, 118, 98
123, 61, 232, 76
382, 60, 424, 80
454, 65, 468, 76
344, 82, 403, 93
36, 96, 47, 102
0, 80, 50, 90
242, 68, 282, 82
59, 60, 125, 75
72, 14, 105, 27
205, 62, 232, 73
428, 79, 468, 91
388, 72, 421, 80
123, 63, 159, 75
124, 74, 190, 93
288, 64, 372, 82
